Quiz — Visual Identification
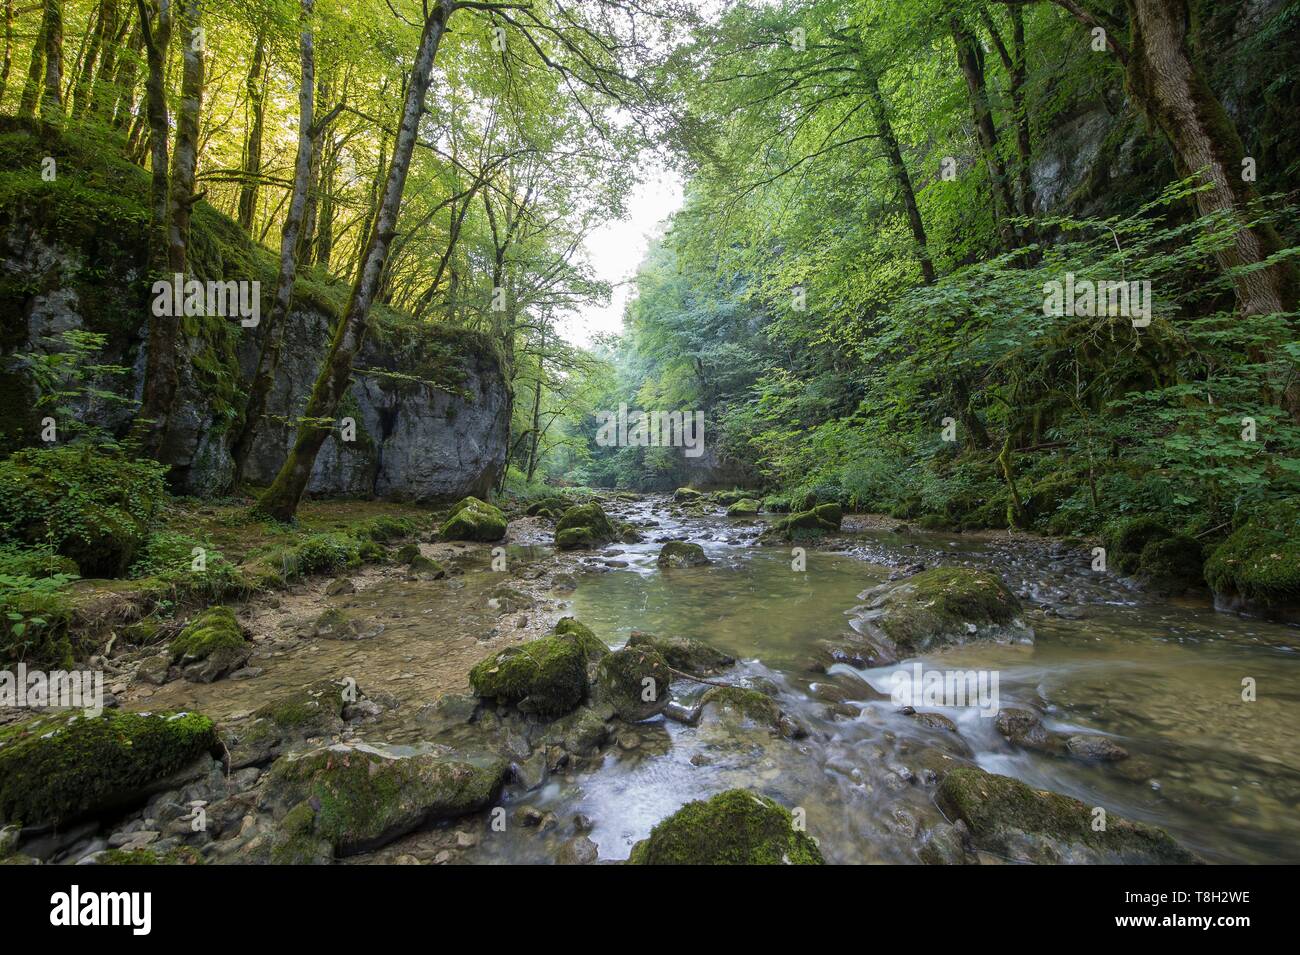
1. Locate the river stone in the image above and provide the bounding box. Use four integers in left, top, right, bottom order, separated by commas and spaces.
554, 503, 617, 549
626, 631, 734, 674
725, 498, 760, 516
223, 679, 349, 768
469, 633, 589, 716
936, 766, 1198, 864
698, 686, 806, 739
170, 606, 250, 683
325, 576, 355, 596
762, 503, 842, 540
994, 707, 1065, 755
440, 496, 508, 542
556, 835, 599, 865
656, 541, 710, 568
673, 488, 702, 502
262, 742, 509, 856
851, 566, 1032, 664
536, 705, 612, 756
628, 790, 823, 865
1066, 734, 1130, 762
594, 646, 672, 721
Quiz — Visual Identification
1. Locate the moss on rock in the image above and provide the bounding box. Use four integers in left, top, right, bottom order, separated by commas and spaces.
1205, 519, 1300, 620
937, 766, 1197, 864
469, 633, 588, 715
656, 540, 709, 568
553, 617, 610, 662
1136, 534, 1205, 594
0, 710, 216, 826
726, 498, 760, 516
554, 502, 617, 550
626, 631, 734, 675
439, 496, 507, 542
594, 645, 672, 721
169, 605, 250, 682
628, 789, 823, 865
1104, 517, 1173, 576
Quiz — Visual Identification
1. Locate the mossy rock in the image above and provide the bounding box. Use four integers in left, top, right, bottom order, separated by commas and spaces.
593, 645, 672, 721
1136, 534, 1205, 595
1204, 520, 1300, 622
169, 605, 250, 683
554, 502, 617, 550
627, 790, 823, 865
0, 710, 217, 827
726, 498, 760, 516
761, 494, 792, 513
263, 743, 509, 856
393, 542, 421, 563
656, 540, 710, 568
698, 685, 804, 738
553, 617, 610, 663
853, 567, 1030, 664
626, 631, 734, 675
673, 488, 702, 502
763, 502, 842, 540
96, 846, 205, 865
526, 496, 570, 517
439, 496, 508, 542
469, 633, 589, 716
1104, 517, 1173, 576
937, 767, 1198, 864
226, 680, 349, 769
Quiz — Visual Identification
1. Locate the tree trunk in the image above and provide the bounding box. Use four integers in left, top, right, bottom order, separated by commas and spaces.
0, 1, 15, 103
254, 3, 452, 521
88, 2, 131, 117
236, 28, 266, 232
72, 0, 113, 117
950, 15, 1019, 251
1009, 7, 1036, 218
107, 20, 141, 126
129, 0, 174, 459
228, 0, 317, 491
39, 0, 63, 120
19, 4, 48, 118
863, 64, 936, 285
166, 0, 202, 274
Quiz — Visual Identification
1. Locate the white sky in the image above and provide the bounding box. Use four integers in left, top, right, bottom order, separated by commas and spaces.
557, 166, 684, 346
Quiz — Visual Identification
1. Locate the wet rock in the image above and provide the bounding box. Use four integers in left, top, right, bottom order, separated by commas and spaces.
310, 607, 368, 641
262, 742, 508, 856
134, 652, 172, 686
536, 705, 611, 757
554, 503, 617, 550
417, 693, 480, 735
698, 686, 805, 739
810, 638, 885, 671
994, 707, 1065, 755
626, 631, 734, 675
906, 710, 958, 733
325, 577, 356, 596
761, 503, 842, 541
170, 606, 251, 683
439, 497, 508, 542
852, 567, 1032, 664
594, 646, 672, 721
936, 766, 1198, 864
655, 540, 710, 568
573, 813, 594, 834
917, 821, 975, 865
628, 790, 823, 865
1066, 735, 1129, 762
223, 680, 349, 769
725, 498, 760, 516
556, 835, 599, 865
673, 488, 702, 503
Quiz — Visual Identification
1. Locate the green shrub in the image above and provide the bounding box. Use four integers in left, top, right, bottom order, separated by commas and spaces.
0, 446, 167, 577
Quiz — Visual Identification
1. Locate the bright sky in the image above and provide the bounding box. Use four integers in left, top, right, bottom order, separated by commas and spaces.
557, 166, 684, 347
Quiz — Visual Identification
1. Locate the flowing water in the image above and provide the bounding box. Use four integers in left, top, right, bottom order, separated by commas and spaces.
128, 496, 1300, 864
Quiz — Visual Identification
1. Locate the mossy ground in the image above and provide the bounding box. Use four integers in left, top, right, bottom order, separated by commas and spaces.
628, 789, 823, 865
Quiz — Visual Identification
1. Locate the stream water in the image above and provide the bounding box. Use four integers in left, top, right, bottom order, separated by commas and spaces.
130, 496, 1300, 864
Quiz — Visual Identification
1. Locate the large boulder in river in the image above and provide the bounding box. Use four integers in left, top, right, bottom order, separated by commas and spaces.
656, 540, 709, 568
762, 503, 842, 540
262, 742, 508, 856
594, 645, 672, 721
626, 631, 734, 675
628, 789, 823, 865
469, 632, 589, 716
0, 710, 217, 827
554, 503, 617, 549
726, 498, 760, 516
439, 496, 507, 542
936, 766, 1198, 864
852, 566, 1031, 664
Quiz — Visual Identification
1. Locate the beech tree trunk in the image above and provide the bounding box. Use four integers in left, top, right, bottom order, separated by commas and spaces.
39, 0, 63, 119
1, 1, 15, 103
254, 3, 452, 521
166, 0, 202, 275
237, 28, 266, 232
228, 0, 317, 491
72, 0, 114, 117
19, 5, 48, 118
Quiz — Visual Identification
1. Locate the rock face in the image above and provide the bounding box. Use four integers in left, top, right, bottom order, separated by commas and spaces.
628, 790, 823, 865
936, 767, 1198, 864
851, 567, 1032, 664
0, 124, 509, 500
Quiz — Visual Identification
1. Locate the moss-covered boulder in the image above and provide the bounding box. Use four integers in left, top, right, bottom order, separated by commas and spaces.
656, 540, 710, 568
262, 743, 509, 856
936, 766, 1197, 864
699, 685, 805, 738
1136, 534, 1204, 594
469, 633, 589, 716
554, 502, 617, 549
553, 617, 610, 663
626, 631, 734, 675
95, 846, 205, 865
1205, 518, 1300, 623
673, 487, 702, 503
525, 496, 571, 518
628, 790, 823, 865
224, 680, 349, 769
852, 567, 1031, 664
0, 446, 167, 577
762, 502, 842, 540
593, 645, 672, 721
169, 605, 250, 683
1104, 517, 1174, 576
439, 496, 508, 542
0, 710, 217, 826
726, 498, 760, 516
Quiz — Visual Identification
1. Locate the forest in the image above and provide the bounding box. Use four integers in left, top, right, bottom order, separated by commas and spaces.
0, 0, 1297, 873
